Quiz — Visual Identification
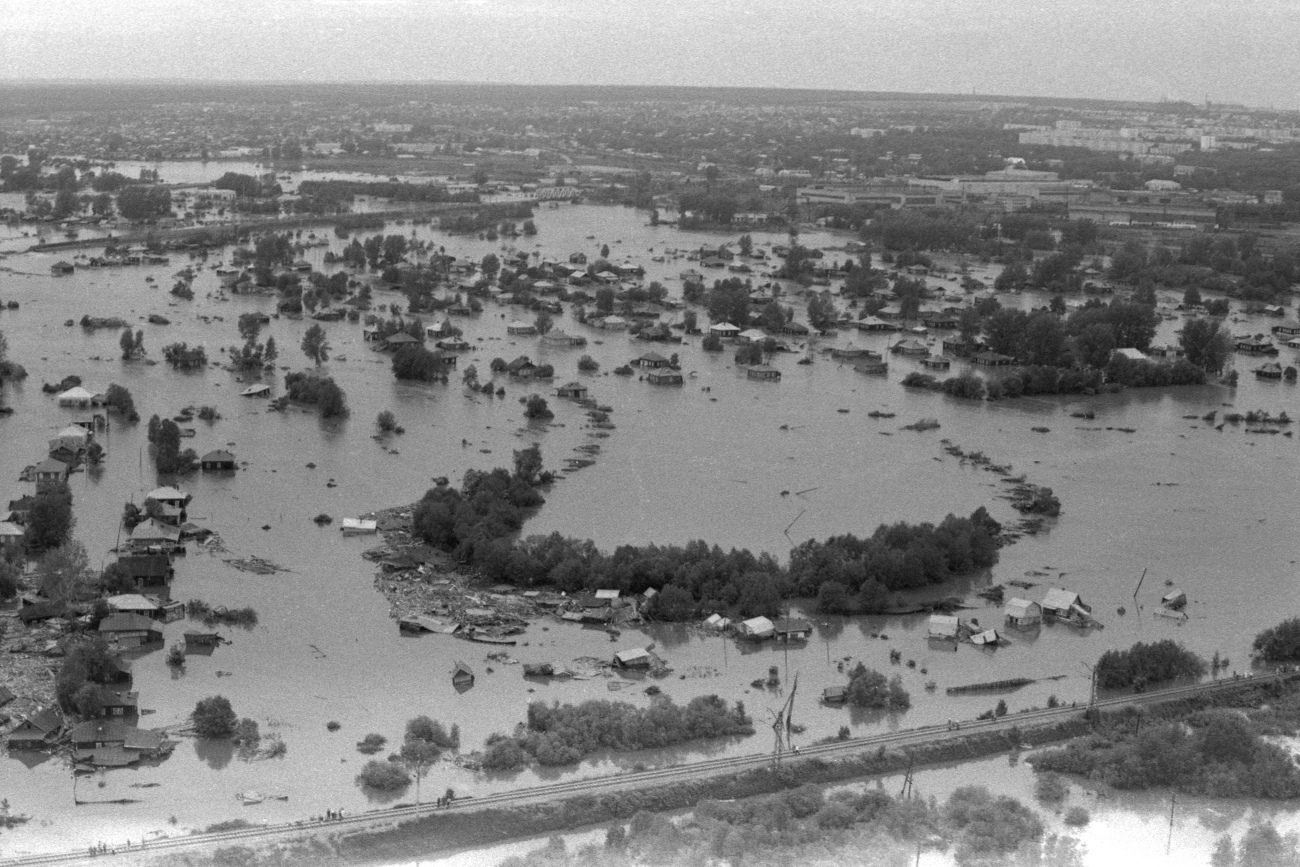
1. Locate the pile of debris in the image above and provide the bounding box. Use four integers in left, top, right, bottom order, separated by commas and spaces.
0, 616, 63, 729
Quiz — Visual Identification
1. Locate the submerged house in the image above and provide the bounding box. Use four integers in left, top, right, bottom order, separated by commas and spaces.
33, 458, 70, 494
613, 648, 652, 669
1041, 588, 1090, 622
200, 450, 237, 471
5, 706, 63, 750
98, 613, 164, 647
115, 553, 174, 591
646, 369, 684, 385
927, 614, 962, 640
1004, 598, 1042, 629
746, 365, 782, 381
556, 382, 588, 399
506, 320, 538, 336
452, 662, 475, 686
772, 618, 813, 640
737, 616, 775, 640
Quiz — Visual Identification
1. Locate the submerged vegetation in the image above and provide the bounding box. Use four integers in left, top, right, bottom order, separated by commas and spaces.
410, 452, 1002, 619
1095, 640, 1207, 690
481, 695, 753, 770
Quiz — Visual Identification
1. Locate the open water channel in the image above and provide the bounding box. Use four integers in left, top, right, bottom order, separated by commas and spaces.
1, 164, 1299, 860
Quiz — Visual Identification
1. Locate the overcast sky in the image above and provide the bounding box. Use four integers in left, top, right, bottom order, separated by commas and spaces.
2, 0, 1297, 109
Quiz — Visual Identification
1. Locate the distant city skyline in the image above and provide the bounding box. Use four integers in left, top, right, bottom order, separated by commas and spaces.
2, 0, 1298, 111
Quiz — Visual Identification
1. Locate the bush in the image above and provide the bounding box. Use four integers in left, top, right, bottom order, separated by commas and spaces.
942, 372, 986, 400
901, 372, 938, 389
284, 371, 348, 418
702, 333, 723, 352
1063, 807, 1091, 827
193, 696, 238, 738
578, 354, 599, 372
1253, 618, 1300, 662
391, 344, 445, 382
377, 410, 398, 433
524, 394, 553, 420
357, 733, 388, 755
845, 663, 911, 710
1035, 772, 1068, 803
1096, 640, 1207, 690
355, 759, 410, 791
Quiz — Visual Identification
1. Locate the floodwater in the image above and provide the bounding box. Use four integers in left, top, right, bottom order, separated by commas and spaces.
2, 191, 1299, 857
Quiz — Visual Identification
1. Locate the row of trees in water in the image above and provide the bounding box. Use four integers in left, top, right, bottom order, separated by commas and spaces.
411, 451, 1004, 619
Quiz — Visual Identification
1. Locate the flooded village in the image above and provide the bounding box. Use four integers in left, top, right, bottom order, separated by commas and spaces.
3, 83, 1300, 866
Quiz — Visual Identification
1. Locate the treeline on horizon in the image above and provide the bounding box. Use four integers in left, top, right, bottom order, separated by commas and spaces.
0, 81, 1206, 118
411, 448, 1004, 620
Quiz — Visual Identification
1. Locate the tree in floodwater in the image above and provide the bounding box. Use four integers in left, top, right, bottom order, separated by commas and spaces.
301, 324, 330, 366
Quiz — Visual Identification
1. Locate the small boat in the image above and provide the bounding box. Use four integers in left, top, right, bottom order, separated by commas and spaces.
340, 518, 378, 536
237, 791, 265, 805
465, 633, 517, 646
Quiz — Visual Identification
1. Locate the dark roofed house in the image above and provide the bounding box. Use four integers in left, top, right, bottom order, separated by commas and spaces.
634, 352, 671, 369
452, 662, 475, 685
970, 351, 1016, 367
200, 450, 237, 471
646, 369, 684, 385
381, 332, 421, 351
921, 312, 960, 329
116, 553, 174, 590
33, 458, 70, 493
6, 706, 63, 750
505, 356, 537, 377
773, 618, 813, 640
98, 613, 163, 647
746, 365, 782, 381
18, 600, 69, 624
1256, 362, 1284, 379
556, 382, 588, 399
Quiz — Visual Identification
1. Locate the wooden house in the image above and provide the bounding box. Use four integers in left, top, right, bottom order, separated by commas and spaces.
0, 520, 23, 554
830, 345, 875, 361
708, 322, 741, 339
942, 337, 979, 358
1235, 334, 1277, 355
853, 359, 888, 375
542, 329, 587, 348
505, 356, 537, 378
822, 686, 848, 704
928, 614, 962, 640
1041, 588, 1090, 621
381, 332, 421, 352
200, 450, 237, 471
452, 662, 475, 686
1271, 321, 1300, 337
506, 321, 538, 336
1161, 589, 1187, 610
646, 369, 684, 385
890, 339, 930, 357
33, 457, 70, 493
556, 382, 588, 399
57, 386, 102, 408
613, 648, 652, 669
1255, 362, 1284, 379
1004, 598, 1042, 629
920, 313, 960, 330
5, 706, 63, 750
98, 613, 163, 647
970, 351, 1016, 367
116, 554, 174, 591
747, 365, 781, 381
126, 519, 182, 554
738, 616, 775, 640
920, 356, 952, 371
856, 316, 896, 332
634, 352, 672, 369
50, 261, 75, 276
773, 618, 813, 641
436, 337, 471, 352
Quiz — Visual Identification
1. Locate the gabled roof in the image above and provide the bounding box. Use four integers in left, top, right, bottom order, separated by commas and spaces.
1041, 588, 1081, 611
129, 519, 180, 542
637, 352, 670, 363
19, 706, 63, 734
106, 594, 161, 612
34, 458, 70, 475
928, 614, 961, 636
201, 450, 236, 462
57, 386, 97, 401
117, 554, 172, 576
146, 486, 188, 502
709, 322, 741, 332
0, 521, 24, 538
1005, 598, 1040, 618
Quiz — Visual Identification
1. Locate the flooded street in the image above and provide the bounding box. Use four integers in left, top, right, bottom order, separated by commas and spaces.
2, 188, 1299, 859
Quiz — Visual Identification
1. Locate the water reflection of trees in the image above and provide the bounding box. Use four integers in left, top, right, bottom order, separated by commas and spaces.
193, 737, 234, 770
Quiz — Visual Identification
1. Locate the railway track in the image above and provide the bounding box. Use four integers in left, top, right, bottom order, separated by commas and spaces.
1, 672, 1287, 867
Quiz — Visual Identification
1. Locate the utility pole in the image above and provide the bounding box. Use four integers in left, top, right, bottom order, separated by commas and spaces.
1166, 791, 1177, 855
